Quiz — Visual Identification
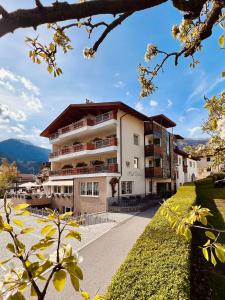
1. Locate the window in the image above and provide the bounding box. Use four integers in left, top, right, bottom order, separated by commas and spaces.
63, 206, 73, 213
190, 161, 192, 167
133, 134, 139, 145
155, 158, 161, 167
107, 157, 117, 165
80, 182, 99, 196
154, 138, 161, 146
207, 157, 211, 162
53, 186, 61, 193
64, 186, 73, 194
121, 181, 133, 194
134, 157, 139, 169
80, 182, 86, 195
179, 157, 182, 165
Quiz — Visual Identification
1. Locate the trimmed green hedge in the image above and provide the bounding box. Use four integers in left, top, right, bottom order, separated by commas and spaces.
105, 183, 196, 300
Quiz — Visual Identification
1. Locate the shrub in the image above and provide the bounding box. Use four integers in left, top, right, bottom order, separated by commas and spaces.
208, 173, 225, 181
104, 183, 196, 300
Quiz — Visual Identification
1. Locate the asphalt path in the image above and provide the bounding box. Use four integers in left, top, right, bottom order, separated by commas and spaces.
43, 206, 158, 299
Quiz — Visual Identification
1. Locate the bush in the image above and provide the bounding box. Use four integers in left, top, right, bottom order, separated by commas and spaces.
208, 173, 225, 181
104, 183, 196, 300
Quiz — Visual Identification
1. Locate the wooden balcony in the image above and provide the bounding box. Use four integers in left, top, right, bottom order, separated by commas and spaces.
183, 165, 188, 173
50, 163, 118, 177
145, 144, 163, 157
145, 167, 163, 178
49, 137, 117, 159
144, 122, 162, 136
50, 111, 117, 141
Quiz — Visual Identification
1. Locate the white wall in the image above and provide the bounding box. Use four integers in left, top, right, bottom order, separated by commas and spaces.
176, 155, 185, 188
187, 158, 198, 182
117, 110, 145, 195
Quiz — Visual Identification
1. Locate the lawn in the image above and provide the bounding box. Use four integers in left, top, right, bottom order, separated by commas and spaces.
195, 178, 225, 300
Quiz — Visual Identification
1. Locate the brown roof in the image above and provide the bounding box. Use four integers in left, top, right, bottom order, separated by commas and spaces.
148, 114, 176, 128
174, 147, 188, 158
174, 134, 184, 140
40, 101, 149, 137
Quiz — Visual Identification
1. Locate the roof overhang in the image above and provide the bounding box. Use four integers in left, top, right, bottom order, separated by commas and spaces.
40, 101, 149, 138
148, 114, 176, 128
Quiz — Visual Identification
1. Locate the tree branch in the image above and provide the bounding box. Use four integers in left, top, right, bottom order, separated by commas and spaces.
0, 0, 167, 38
92, 12, 132, 52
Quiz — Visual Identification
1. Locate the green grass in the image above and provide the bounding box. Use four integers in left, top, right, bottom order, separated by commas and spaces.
195, 178, 225, 300
104, 183, 196, 300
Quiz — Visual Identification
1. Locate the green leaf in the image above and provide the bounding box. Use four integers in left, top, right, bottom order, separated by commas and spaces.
219, 35, 225, 48
7, 291, 26, 300
53, 269, 67, 292
70, 273, 80, 291
36, 253, 46, 260
81, 291, 90, 300
215, 248, 225, 263
20, 227, 34, 234
205, 231, 216, 240
41, 224, 53, 235
65, 230, 81, 241
59, 212, 73, 220
202, 248, 209, 261
211, 250, 217, 266
30, 285, 37, 297
67, 220, 79, 227
0, 258, 11, 265
13, 219, 25, 227
46, 228, 57, 238
222, 71, 225, 78
48, 65, 53, 74
16, 210, 30, 216
36, 218, 49, 223
14, 203, 30, 210
7, 243, 15, 254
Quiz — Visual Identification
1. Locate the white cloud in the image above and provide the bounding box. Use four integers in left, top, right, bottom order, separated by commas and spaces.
114, 81, 125, 88
18, 76, 40, 96
149, 100, 158, 108
187, 126, 202, 137
135, 102, 144, 112
0, 80, 15, 92
21, 92, 42, 112
167, 99, 173, 108
0, 68, 18, 82
186, 107, 200, 112
0, 104, 27, 122
126, 91, 131, 97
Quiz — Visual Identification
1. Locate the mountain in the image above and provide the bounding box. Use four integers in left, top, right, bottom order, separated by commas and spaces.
177, 138, 209, 150
0, 139, 50, 174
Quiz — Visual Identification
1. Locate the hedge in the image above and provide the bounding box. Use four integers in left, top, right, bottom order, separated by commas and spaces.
104, 183, 196, 300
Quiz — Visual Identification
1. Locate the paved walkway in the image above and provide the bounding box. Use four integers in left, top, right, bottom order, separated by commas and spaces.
44, 206, 158, 299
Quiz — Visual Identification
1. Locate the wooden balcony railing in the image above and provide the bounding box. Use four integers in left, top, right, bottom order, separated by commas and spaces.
145, 167, 163, 178
49, 111, 117, 140
50, 163, 118, 176
144, 122, 162, 136
49, 137, 117, 159
145, 144, 163, 157
183, 165, 188, 173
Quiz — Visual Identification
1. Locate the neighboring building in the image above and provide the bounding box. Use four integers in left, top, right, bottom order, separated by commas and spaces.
196, 156, 225, 179
12, 101, 199, 214
174, 135, 198, 189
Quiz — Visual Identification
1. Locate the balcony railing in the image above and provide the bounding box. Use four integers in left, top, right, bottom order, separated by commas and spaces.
49, 137, 117, 159
183, 165, 188, 173
50, 111, 117, 140
50, 163, 118, 176
145, 144, 163, 157
144, 122, 162, 136
145, 167, 163, 178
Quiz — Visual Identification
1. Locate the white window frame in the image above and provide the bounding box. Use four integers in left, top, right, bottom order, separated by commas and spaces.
134, 157, 139, 169
80, 182, 99, 197
121, 181, 133, 195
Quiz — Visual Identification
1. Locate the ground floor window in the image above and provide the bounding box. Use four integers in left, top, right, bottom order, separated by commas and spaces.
53, 186, 61, 193
107, 157, 117, 164
63, 206, 73, 213
121, 181, 133, 194
64, 186, 73, 194
80, 182, 99, 196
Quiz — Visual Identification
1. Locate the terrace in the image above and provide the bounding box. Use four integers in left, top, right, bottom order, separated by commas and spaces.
49, 137, 117, 160
49, 111, 117, 142
50, 163, 118, 177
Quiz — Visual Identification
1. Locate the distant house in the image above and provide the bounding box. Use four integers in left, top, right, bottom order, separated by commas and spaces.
196, 156, 225, 179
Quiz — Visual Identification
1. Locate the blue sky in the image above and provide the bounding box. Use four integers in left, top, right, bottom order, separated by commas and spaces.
0, 1, 224, 149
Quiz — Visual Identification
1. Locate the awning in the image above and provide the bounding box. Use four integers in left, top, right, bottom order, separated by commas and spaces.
43, 180, 73, 186
19, 182, 40, 188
